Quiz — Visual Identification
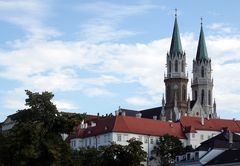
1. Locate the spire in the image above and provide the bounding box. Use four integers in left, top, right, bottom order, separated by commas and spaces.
170, 10, 183, 55
196, 18, 208, 61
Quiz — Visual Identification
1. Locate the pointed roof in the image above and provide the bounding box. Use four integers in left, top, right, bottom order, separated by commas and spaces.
170, 16, 183, 55
196, 24, 209, 61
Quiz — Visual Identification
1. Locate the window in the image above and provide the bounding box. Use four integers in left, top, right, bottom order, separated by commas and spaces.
201, 66, 204, 77
201, 90, 204, 105
175, 60, 178, 72
195, 90, 198, 100
200, 134, 204, 140
181, 61, 184, 72
169, 61, 171, 72
166, 86, 171, 101
208, 135, 211, 139
208, 90, 211, 105
138, 136, 142, 142
176, 156, 179, 162
182, 85, 186, 101
195, 152, 199, 160
192, 133, 195, 138
85, 139, 87, 147
117, 134, 122, 142
104, 134, 107, 143
150, 138, 154, 144
89, 137, 91, 146
123, 134, 128, 141
144, 136, 148, 143
97, 136, 100, 144
92, 138, 95, 145
79, 140, 83, 147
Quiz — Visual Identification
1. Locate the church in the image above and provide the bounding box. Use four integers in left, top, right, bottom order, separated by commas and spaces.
65, 15, 240, 166
117, 14, 217, 122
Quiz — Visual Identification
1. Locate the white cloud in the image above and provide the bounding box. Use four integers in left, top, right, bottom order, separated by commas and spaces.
207, 23, 237, 34
75, 2, 162, 42
0, 26, 240, 118
0, 0, 60, 39
83, 88, 114, 97
53, 100, 79, 110
126, 96, 152, 106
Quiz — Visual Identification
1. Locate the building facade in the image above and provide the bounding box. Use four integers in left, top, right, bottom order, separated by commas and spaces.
69, 115, 240, 166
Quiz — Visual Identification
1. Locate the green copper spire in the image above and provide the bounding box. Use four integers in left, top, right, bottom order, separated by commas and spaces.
170, 15, 183, 55
196, 22, 208, 61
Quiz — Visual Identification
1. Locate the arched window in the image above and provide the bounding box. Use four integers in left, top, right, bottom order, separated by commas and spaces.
169, 61, 171, 72
201, 66, 204, 77
182, 85, 186, 101
166, 86, 171, 101
181, 61, 184, 72
195, 90, 198, 101
201, 90, 204, 105
175, 60, 178, 72
208, 90, 211, 105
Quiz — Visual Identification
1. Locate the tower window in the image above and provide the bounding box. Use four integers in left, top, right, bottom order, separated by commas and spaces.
208, 90, 211, 105
201, 90, 204, 105
166, 86, 170, 102
195, 90, 198, 101
169, 61, 171, 72
201, 66, 204, 77
175, 60, 178, 72
181, 61, 184, 72
182, 85, 186, 101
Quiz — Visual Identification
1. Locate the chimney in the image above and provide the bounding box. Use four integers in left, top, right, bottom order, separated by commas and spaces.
136, 113, 142, 118
201, 116, 204, 125
122, 111, 126, 116
153, 116, 157, 120
115, 110, 119, 116
229, 130, 233, 144
91, 121, 96, 127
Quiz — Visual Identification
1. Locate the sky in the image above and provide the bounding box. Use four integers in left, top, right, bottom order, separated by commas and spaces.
0, 0, 240, 121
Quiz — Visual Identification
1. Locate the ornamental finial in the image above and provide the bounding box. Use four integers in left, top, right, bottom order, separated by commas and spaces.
175, 8, 177, 17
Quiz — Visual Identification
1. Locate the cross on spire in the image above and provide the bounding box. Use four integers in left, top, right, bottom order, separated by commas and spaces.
175, 8, 177, 17
201, 17, 203, 26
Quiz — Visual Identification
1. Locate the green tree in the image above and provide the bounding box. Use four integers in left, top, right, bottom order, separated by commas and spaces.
0, 90, 83, 166
151, 134, 184, 166
124, 138, 147, 166
99, 138, 146, 166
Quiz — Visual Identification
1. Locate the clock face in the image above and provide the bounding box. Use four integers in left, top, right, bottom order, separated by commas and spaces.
173, 84, 178, 90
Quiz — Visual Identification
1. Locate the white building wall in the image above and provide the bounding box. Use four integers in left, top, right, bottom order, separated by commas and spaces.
70, 132, 186, 166
187, 130, 220, 148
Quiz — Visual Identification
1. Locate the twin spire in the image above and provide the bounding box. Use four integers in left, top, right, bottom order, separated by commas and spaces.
170, 14, 208, 60
196, 22, 209, 61
170, 15, 183, 55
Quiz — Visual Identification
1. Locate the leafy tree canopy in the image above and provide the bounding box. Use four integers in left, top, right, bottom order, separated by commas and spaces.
151, 134, 184, 166
0, 90, 83, 166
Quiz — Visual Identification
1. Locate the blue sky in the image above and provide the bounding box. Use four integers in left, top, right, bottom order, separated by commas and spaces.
0, 0, 240, 121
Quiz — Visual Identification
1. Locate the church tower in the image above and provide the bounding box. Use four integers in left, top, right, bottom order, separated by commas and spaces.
164, 14, 188, 121
191, 21, 216, 118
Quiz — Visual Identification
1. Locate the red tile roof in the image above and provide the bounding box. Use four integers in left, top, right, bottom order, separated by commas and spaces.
74, 115, 185, 139
68, 116, 240, 142
180, 116, 240, 133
